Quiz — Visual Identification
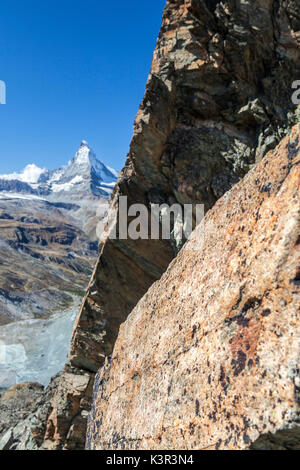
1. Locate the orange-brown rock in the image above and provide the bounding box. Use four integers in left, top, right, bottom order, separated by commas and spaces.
42, 369, 94, 450
87, 126, 300, 450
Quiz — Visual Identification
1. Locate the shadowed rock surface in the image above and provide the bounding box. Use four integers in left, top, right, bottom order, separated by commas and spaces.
70, 0, 300, 379
87, 126, 300, 450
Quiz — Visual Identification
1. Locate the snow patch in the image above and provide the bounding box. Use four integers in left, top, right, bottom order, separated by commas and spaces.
105, 166, 119, 179
0, 141, 118, 198
51, 175, 84, 193
74, 142, 91, 165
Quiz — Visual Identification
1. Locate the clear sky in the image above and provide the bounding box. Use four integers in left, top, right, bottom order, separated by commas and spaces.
0, 0, 166, 173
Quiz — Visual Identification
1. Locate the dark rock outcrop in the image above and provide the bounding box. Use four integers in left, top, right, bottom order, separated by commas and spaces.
0, 179, 36, 195
74, 0, 299, 450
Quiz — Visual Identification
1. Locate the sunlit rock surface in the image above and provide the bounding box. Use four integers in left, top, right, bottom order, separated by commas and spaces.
87, 127, 300, 450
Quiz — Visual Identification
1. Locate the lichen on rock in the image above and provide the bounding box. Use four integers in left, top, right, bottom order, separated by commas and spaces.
87, 126, 300, 450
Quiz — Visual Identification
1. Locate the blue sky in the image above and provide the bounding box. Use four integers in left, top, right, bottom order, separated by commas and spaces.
0, 0, 166, 173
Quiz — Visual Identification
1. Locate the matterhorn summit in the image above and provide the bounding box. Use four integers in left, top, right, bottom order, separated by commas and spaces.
46, 141, 118, 199
73, 140, 95, 166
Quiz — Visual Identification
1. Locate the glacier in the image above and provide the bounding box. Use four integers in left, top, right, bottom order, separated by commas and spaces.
0, 300, 80, 388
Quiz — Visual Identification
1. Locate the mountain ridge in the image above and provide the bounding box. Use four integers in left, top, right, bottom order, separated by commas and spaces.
0, 141, 118, 200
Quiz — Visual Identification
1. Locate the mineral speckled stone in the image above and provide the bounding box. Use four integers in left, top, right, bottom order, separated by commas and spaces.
87, 127, 300, 450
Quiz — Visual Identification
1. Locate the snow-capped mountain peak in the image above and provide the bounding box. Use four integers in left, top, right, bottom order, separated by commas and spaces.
0, 142, 119, 200
59, 141, 118, 195
73, 140, 93, 166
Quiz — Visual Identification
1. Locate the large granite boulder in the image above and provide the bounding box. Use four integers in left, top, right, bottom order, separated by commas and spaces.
87, 126, 300, 450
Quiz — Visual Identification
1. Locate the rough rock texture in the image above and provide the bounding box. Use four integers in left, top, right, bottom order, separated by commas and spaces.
6, 0, 300, 449
41, 366, 95, 450
87, 125, 300, 450
0, 370, 94, 451
0, 381, 56, 450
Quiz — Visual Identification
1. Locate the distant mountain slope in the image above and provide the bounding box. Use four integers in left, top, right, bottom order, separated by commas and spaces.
0, 142, 118, 325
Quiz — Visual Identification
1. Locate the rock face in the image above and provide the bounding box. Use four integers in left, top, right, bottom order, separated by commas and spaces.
36, 0, 300, 450
42, 368, 95, 450
87, 126, 300, 450
0, 382, 53, 450
0, 371, 94, 451
4, 0, 300, 450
